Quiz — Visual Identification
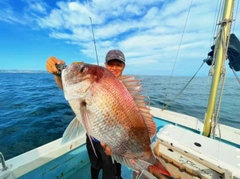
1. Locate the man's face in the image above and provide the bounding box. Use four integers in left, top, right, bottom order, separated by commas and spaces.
105, 60, 125, 77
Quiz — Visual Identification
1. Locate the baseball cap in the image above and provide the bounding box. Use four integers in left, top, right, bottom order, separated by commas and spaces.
105, 49, 125, 64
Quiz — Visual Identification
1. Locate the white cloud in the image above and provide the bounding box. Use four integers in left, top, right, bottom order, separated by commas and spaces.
125, 4, 142, 16
0, 1, 26, 25
28, 2, 47, 14
38, 9, 64, 28
1, 0, 240, 76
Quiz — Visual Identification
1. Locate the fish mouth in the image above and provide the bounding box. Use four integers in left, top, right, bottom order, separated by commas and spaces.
56, 62, 84, 76
56, 64, 67, 76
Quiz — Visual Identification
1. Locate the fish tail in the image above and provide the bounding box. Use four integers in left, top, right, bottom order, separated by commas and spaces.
148, 161, 172, 178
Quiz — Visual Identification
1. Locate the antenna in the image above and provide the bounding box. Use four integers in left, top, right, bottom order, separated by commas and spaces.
89, 17, 99, 65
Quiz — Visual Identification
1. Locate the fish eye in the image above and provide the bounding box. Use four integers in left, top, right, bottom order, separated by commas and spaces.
80, 65, 85, 73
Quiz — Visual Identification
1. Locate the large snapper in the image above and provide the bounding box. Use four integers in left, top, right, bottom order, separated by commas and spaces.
61, 62, 171, 177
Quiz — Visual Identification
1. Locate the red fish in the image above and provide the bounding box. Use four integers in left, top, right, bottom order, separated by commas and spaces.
61, 62, 171, 177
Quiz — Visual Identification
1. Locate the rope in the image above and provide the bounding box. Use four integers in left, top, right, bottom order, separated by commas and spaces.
211, 70, 226, 139
162, 61, 205, 110
162, 0, 194, 109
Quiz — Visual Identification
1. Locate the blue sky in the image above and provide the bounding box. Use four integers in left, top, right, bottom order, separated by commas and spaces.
0, 0, 240, 76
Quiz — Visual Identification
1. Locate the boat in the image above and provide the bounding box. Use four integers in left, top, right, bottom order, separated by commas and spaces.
1, 0, 240, 179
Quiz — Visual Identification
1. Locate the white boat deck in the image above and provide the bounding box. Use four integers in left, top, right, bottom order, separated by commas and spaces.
151, 107, 240, 147
155, 124, 240, 179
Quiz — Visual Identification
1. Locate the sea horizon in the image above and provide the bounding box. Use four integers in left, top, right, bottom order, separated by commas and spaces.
0, 69, 238, 78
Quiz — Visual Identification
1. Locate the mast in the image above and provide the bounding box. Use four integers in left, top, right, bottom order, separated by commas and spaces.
203, 0, 235, 137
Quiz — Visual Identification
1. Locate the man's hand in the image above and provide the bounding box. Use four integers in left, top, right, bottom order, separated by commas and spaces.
46, 56, 65, 89
100, 142, 112, 156
46, 56, 65, 75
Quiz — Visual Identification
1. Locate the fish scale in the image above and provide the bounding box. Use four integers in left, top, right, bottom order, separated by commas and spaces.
92, 81, 150, 155
89, 84, 145, 155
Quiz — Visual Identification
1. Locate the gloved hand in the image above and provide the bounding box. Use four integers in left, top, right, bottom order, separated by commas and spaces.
46, 56, 65, 75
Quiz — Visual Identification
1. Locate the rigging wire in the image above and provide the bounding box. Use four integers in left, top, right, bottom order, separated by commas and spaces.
208, 0, 224, 71
162, 0, 194, 110
231, 67, 240, 83
232, 0, 240, 31
231, 0, 240, 85
162, 0, 222, 110
162, 61, 205, 110
208, 0, 223, 56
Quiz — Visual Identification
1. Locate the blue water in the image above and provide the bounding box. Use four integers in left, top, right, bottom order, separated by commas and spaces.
0, 73, 240, 160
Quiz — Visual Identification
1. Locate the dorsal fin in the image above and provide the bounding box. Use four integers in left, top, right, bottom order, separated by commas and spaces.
119, 75, 156, 138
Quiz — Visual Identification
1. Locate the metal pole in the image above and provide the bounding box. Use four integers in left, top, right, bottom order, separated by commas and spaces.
203, 0, 234, 137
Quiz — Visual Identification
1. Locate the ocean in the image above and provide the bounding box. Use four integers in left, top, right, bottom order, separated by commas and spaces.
0, 73, 240, 160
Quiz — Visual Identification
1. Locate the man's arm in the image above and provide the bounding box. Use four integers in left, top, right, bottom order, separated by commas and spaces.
54, 75, 63, 89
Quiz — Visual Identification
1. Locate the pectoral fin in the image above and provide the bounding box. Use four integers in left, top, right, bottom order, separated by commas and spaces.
80, 100, 98, 158
61, 116, 86, 144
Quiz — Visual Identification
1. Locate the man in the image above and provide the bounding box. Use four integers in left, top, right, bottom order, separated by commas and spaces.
46, 49, 125, 179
